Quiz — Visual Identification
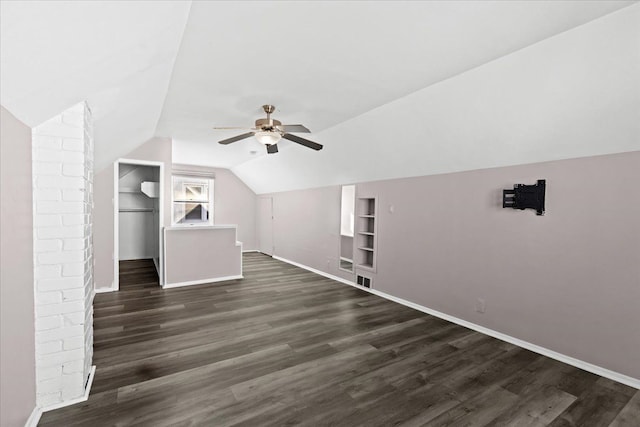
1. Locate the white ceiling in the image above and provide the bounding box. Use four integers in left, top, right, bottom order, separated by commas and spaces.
233, 3, 640, 193
0, 1, 191, 168
1, 1, 639, 191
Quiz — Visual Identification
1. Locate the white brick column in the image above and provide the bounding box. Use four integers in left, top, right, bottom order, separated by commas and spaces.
32, 102, 94, 408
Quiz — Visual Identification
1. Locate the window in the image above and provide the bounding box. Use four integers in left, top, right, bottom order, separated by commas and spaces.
172, 175, 214, 225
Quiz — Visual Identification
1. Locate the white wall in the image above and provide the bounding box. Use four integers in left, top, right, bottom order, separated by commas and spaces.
31, 102, 94, 407
1, 106, 36, 427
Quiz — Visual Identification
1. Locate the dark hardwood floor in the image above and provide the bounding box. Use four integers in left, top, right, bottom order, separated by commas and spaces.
39, 253, 639, 426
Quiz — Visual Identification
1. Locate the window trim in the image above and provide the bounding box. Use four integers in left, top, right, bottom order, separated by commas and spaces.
171, 174, 214, 226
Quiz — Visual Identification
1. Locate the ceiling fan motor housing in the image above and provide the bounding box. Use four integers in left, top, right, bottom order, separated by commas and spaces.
255, 117, 282, 132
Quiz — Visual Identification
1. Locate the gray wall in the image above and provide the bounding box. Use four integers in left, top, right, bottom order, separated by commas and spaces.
164, 227, 242, 285
172, 164, 257, 251
265, 151, 640, 380
1, 106, 36, 426
94, 143, 259, 290
267, 185, 354, 283
94, 137, 172, 289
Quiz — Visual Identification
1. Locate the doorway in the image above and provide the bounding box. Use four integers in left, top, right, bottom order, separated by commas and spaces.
257, 197, 273, 256
113, 159, 164, 290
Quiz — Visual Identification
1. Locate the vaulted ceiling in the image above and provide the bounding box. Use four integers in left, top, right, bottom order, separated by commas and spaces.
2, 1, 639, 193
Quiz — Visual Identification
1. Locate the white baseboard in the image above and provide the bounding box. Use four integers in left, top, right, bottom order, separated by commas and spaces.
24, 406, 42, 427
242, 249, 260, 253
95, 287, 115, 294
272, 256, 356, 287
38, 365, 97, 414
163, 275, 243, 289
273, 256, 640, 390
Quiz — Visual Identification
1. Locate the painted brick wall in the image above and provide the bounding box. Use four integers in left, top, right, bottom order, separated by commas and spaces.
32, 102, 94, 407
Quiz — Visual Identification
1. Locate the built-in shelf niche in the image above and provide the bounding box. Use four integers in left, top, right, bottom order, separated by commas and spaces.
356, 197, 377, 272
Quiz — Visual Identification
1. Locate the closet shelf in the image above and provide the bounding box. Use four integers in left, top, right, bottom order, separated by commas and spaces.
358, 247, 374, 252
141, 181, 159, 198
358, 231, 375, 236
359, 215, 375, 218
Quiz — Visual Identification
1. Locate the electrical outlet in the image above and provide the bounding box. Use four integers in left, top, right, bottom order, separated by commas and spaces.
475, 298, 486, 314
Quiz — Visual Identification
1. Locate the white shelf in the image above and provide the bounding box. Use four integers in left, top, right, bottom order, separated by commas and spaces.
119, 181, 159, 198
356, 197, 377, 273
141, 181, 159, 198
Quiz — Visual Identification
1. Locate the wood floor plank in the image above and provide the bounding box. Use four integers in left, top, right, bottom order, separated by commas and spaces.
490, 384, 577, 426
38, 254, 638, 426
549, 381, 634, 427
609, 390, 640, 427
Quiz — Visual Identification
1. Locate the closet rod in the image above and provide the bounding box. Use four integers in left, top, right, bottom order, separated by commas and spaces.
119, 208, 154, 213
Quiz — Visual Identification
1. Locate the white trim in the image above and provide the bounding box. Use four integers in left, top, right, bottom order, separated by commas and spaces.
24, 407, 42, 427
273, 256, 640, 390
242, 249, 259, 253
114, 159, 165, 290
153, 257, 160, 277
338, 256, 355, 273
95, 287, 115, 294
272, 255, 355, 287
170, 174, 214, 227
113, 161, 119, 291
158, 163, 164, 286
39, 365, 96, 413
163, 275, 244, 289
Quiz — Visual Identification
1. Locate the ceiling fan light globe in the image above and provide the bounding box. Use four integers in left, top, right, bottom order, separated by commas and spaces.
255, 131, 281, 145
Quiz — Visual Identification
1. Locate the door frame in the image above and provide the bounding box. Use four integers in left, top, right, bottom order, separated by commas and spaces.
113, 158, 164, 290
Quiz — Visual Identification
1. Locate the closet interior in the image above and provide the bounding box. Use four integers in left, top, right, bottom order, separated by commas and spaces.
118, 163, 161, 275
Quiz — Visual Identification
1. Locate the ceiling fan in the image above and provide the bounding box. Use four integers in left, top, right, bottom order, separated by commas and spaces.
214, 105, 322, 154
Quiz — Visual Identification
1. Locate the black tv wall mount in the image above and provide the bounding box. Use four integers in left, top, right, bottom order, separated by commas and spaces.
503, 179, 546, 216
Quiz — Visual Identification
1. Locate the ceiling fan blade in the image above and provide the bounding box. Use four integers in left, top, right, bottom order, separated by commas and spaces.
213, 126, 254, 130
218, 132, 254, 145
267, 144, 278, 154
277, 124, 310, 133
282, 133, 323, 151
